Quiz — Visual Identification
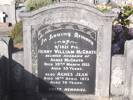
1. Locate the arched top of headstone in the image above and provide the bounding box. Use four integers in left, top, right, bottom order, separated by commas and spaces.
20, 2, 114, 18
20, 2, 115, 32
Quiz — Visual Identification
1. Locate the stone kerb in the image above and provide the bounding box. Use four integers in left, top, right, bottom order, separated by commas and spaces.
20, 2, 114, 99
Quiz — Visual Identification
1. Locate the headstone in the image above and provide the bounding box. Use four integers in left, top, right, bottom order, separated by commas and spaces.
20, 1, 114, 100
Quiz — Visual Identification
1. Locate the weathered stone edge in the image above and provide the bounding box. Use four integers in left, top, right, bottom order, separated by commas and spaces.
20, 2, 115, 18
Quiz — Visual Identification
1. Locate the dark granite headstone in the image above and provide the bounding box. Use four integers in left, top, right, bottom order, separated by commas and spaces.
37, 23, 97, 95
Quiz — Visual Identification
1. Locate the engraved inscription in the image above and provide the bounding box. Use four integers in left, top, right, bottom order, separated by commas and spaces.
38, 24, 97, 94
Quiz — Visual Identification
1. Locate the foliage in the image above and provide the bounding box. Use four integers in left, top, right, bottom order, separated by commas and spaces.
11, 21, 23, 44
96, 4, 112, 13
116, 5, 133, 26
25, 0, 54, 11
112, 5, 133, 55
114, 5, 133, 37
